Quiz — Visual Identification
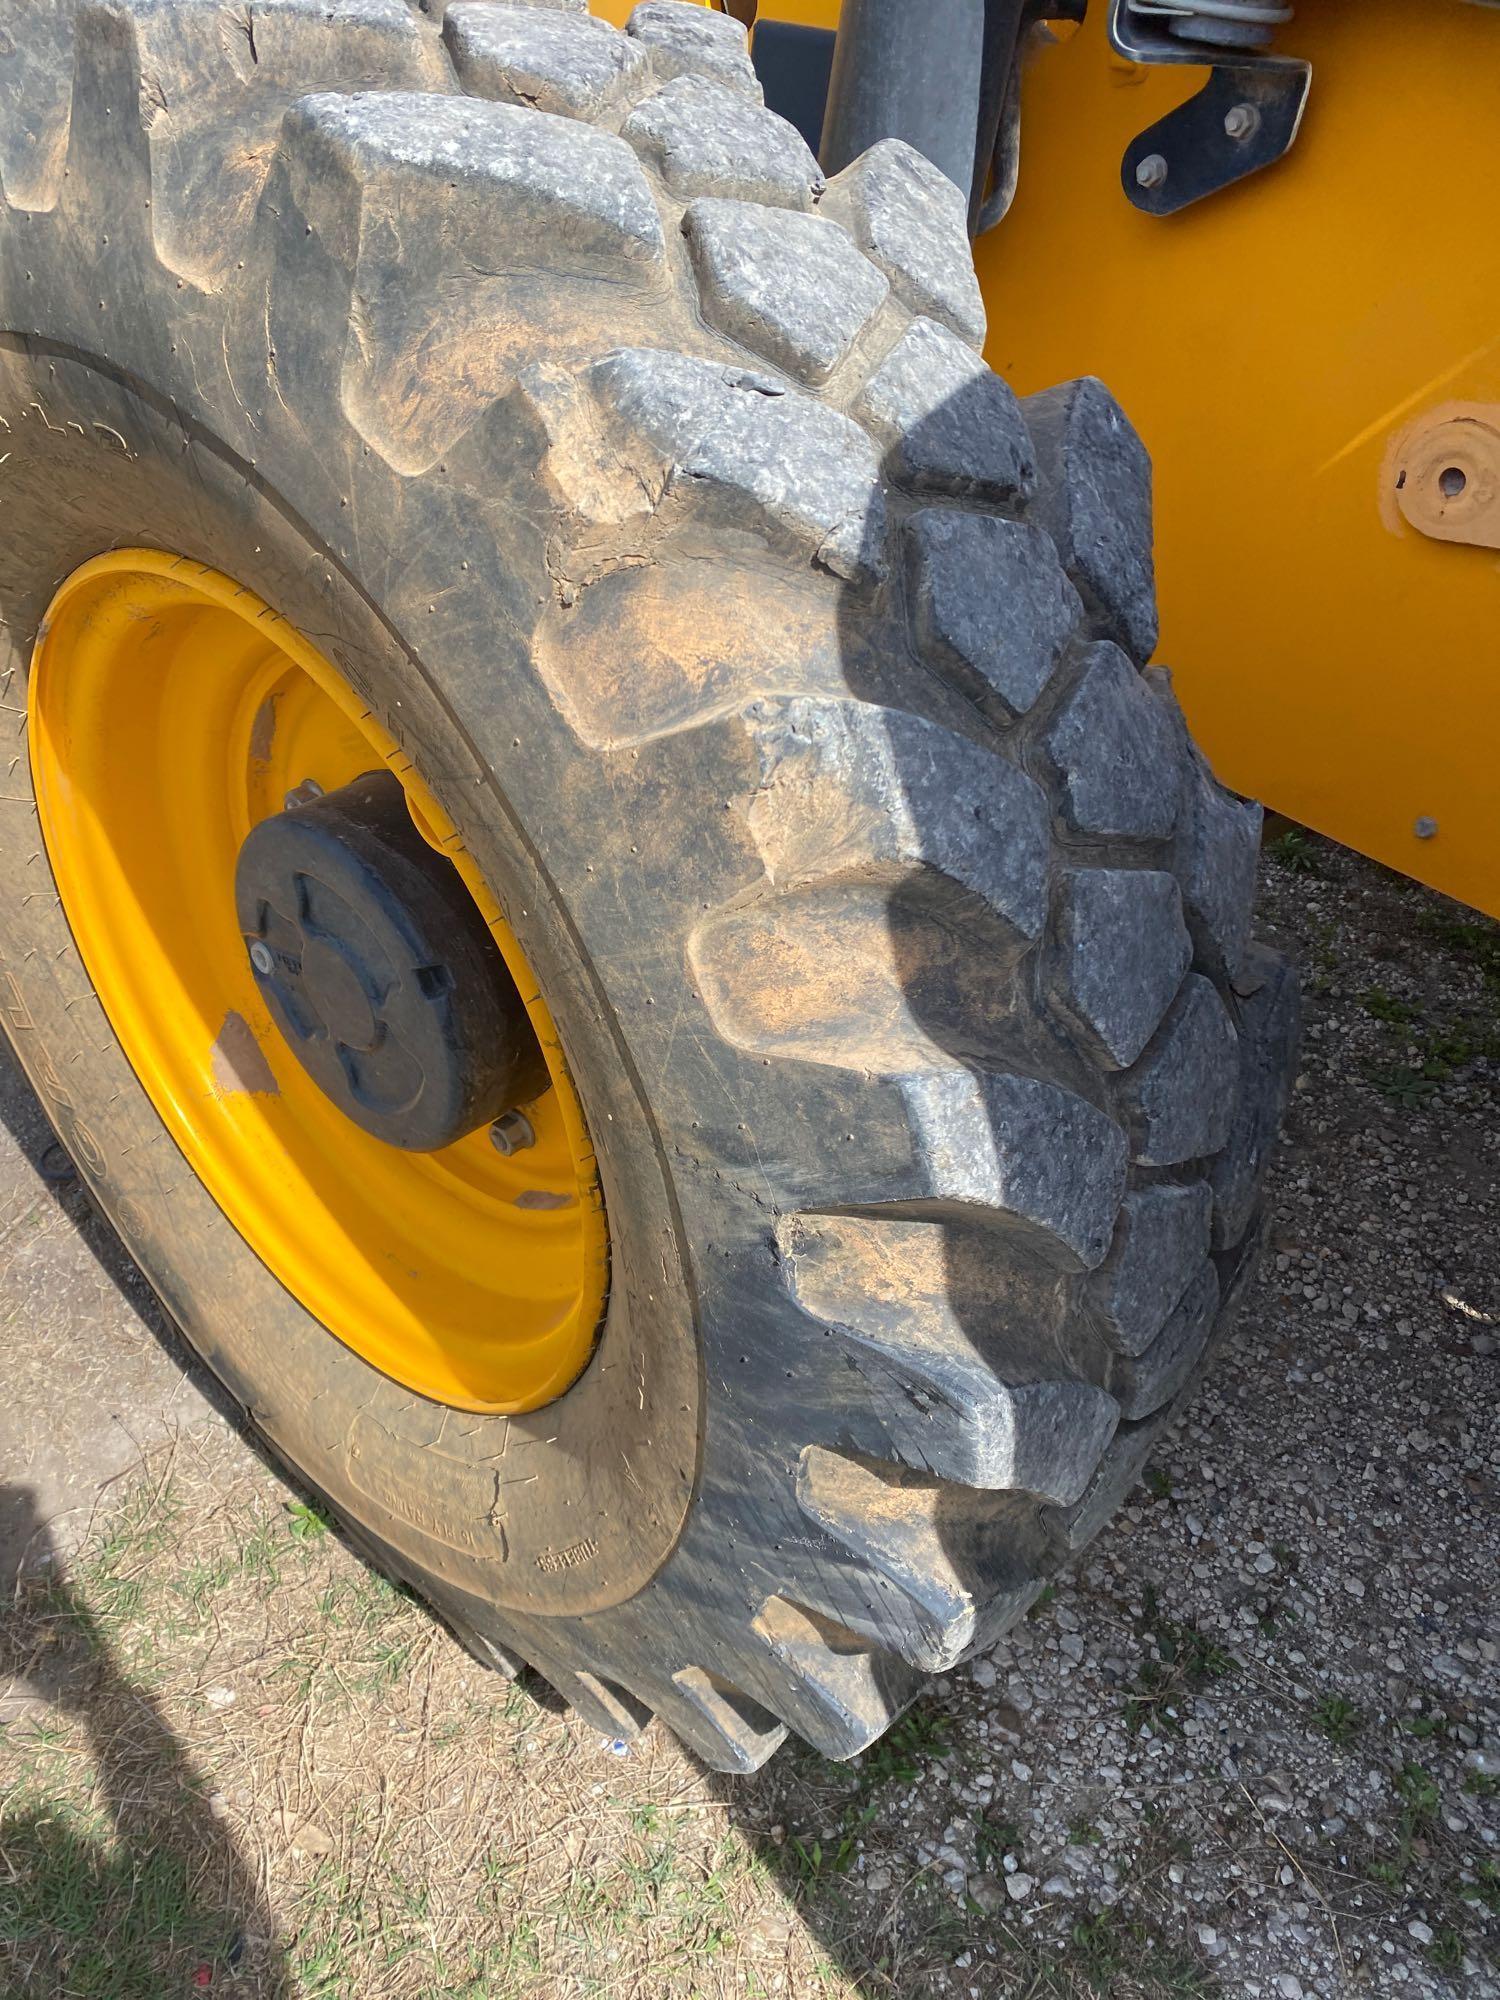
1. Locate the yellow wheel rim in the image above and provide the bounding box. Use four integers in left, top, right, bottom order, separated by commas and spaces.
28, 551, 608, 1414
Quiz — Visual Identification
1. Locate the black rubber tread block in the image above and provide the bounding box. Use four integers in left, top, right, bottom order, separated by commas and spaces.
794, 1449, 1048, 1671
748, 1599, 919, 1759
778, 1213, 1118, 1502
666, 1667, 788, 1774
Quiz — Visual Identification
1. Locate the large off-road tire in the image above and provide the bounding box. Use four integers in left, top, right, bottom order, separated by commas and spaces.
0, 0, 1297, 1769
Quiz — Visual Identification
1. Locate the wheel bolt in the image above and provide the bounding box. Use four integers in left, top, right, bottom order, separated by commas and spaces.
248, 939, 275, 976
489, 1110, 536, 1156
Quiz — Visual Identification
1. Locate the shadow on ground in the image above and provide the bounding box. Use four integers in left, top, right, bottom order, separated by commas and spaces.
0, 1486, 293, 1997
0, 1031, 250, 1587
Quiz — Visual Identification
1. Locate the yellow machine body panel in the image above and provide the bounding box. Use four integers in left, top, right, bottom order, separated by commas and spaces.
973, 1, 1500, 916
600, 1, 1499, 916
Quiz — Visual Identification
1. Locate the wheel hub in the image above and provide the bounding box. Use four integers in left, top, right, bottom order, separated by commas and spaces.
29, 550, 608, 1413
236, 770, 547, 1152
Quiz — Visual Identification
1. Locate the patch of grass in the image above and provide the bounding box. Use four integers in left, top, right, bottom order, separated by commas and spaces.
853, 1704, 949, 1791
7, 1449, 897, 2000
1363, 985, 1416, 1025
973, 1810, 1020, 1873
1430, 1928, 1465, 1974
1124, 1588, 1236, 1738
1268, 826, 1322, 875
1367, 992, 1500, 1104
1312, 1695, 1362, 1745
286, 1497, 333, 1541
0, 1782, 239, 1997
1464, 1860, 1500, 1917
1418, 907, 1500, 983
1395, 1760, 1440, 1830
235, 1511, 284, 1588
1063, 1910, 1212, 1997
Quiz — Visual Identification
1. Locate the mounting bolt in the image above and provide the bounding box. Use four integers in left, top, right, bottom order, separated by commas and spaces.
1223, 102, 1261, 143
248, 939, 275, 976
283, 778, 324, 812
1414, 816, 1439, 841
1135, 153, 1169, 191
490, 1109, 536, 1156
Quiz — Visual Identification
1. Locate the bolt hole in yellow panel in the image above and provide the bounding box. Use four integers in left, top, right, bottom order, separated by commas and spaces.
619, 0, 1500, 916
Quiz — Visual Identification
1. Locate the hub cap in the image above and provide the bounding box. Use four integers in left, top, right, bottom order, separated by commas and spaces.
28, 551, 608, 1413
237, 770, 547, 1152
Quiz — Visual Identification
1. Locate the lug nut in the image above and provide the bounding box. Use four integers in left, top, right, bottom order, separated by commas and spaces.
489, 1110, 536, 1156
248, 939, 275, 976
283, 778, 324, 812
1223, 102, 1261, 143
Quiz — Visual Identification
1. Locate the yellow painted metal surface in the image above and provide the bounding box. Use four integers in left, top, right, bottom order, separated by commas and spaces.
977, 4, 1500, 917
30, 553, 608, 1412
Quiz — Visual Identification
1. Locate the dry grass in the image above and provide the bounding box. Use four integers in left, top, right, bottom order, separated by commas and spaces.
0, 1430, 1229, 1999
0, 1432, 973, 1999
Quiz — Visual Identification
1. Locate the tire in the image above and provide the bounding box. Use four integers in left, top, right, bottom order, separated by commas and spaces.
0, 0, 1297, 1771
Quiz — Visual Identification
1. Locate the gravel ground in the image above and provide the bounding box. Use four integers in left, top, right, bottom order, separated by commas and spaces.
2, 828, 1497, 1998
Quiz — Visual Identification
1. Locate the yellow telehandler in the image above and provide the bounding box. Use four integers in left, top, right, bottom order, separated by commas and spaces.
6, 0, 1439, 1769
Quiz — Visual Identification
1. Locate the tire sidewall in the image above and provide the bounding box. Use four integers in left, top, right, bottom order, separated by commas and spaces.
0, 340, 700, 1617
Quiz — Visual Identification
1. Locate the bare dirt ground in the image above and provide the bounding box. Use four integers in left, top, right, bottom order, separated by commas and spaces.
1, 830, 1497, 1999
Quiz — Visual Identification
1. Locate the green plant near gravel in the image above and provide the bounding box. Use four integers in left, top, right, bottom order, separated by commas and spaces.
286, 1497, 333, 1540
1363, 1759, 1449, 1901
1419, 908, 1500, 983
1369, 1010, 1500, 1103
1463, 1861, 1500, 1917
789, 1803, 877, 1888
1124, 1589, 1236, 1738
1430, 1928, 1465, 1973
1063, 1910, 1213, 1998
1396, 1760, 1441, 1828
1268, 826, 1322, 875
1364, 985, 1416, 1025
1312, 1695, 1362, 1744
973, 1810, 1021, 1873
853, 1704, 950, 1790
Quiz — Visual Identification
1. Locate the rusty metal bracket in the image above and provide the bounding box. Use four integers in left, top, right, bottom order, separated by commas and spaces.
1109, 1, 1310, 215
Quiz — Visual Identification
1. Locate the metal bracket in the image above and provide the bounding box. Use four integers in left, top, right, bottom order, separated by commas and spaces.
1109, 1, 1310, 215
